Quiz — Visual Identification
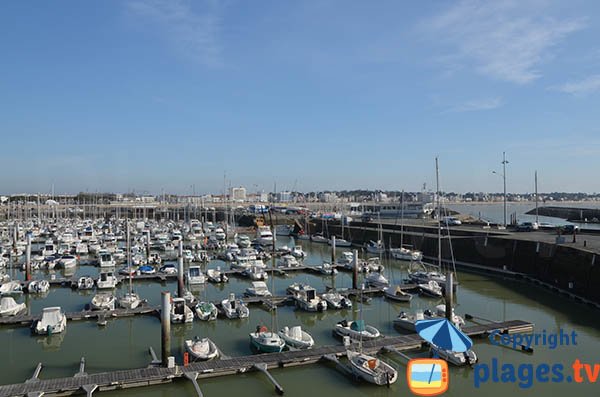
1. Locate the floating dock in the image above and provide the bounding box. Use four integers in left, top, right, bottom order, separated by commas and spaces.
0, 320, 533, 397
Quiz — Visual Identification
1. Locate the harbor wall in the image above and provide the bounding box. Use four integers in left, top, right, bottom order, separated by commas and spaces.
313, 221, 600, 305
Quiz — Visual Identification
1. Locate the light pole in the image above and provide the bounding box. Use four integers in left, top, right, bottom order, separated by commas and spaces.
492, 151, 509, 227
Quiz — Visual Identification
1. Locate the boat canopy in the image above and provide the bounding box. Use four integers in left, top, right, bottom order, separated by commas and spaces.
351, 320, 366, 332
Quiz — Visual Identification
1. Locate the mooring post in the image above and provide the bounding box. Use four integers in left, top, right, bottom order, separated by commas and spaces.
331, 235, 336, 264
26, 233, 32, 282
445, 271, 453, 321
177, 241, 184, 298
352, 249, 358, 290
146, 230, 151, 259
161, 291, 171, 367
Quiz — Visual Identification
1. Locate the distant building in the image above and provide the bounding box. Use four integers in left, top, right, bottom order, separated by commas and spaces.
278, 191, 292, 202
231, 187, 246, 202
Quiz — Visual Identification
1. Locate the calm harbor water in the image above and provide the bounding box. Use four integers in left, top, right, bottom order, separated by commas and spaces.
2, 236, 600, 396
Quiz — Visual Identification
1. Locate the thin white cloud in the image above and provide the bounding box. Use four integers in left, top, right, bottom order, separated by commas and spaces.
127, 0, 222, 67
446, 97, 503, 113
420, 1, 586, 84
554, 75, 600, 96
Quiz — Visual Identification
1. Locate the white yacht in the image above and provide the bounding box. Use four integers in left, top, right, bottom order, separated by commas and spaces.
0, 297, 26, 317
365, 271, 389, 288
389, 247, 423, 261
221, 293, 250, 319
290, 245, 306, 258
171, 297, 194, 323
292, 285, 327, 312
347, 350, 398, 385
335, 319, 381, 340
321, 291, 352, 309
96, 271, 118, 289
278, 325, 314, 349
186, 266, 206, 285
98, 251, 116, 268
185, 337, 220, 361
256, 226, 274, 246
206, 267, 229, 283
34, 307, 67, 335
91, 292, 116, 310
277, 254, 300, 268
245, 281, 271, 297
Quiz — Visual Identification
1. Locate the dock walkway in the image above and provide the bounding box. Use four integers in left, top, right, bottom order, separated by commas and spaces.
0, 320, 533, 397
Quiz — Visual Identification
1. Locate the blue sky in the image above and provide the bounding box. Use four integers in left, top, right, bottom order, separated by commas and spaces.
2, 0, 600, 195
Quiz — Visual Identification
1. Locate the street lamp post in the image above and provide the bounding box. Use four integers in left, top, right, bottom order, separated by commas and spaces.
493, 152, 509, 227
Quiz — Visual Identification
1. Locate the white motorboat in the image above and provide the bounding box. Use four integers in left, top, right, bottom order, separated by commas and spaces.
223, 243, 240, 261
185, 337, 220, 361
361, 257, 384, 273
337, 251, 355, 269
96, 272, 118, 289
290, 245, 306, 258
214, 227, 226, 241
206, 267, 229, 283
365, 271, 389, 288
75, 242, 89, 255
419, 280, 443, 298
383, 285, 413, 302
315, 262, 338, 275
347, 350, 398, 385
98, 251, 116, 268
118, 292, 142, 309
59, 255, 77, 269
221, 293, 250, 319
245, 281, 271, 297
171, 297, 194, 323
118, 265, 138, 276
329, 236, 352, 247
393, 310, 435, 332
34, 307, 67, 335
277, 254, 300, 268
0, 297, 26, 317
242, 265, 268, 281
235, 234, 252, 248
249, 325, 285, 353
435, 304, 465, 329
409, 270, 446, 285
431, 344, 478, 366
256, 226, 274, 246
27, 280, 50, 294
335, 319, 380, 340
0, 281, 23, 296
159, 264, 177, 274
194, 301, 218, 321
42, 240, 56, 257
366, 240, 385, 254
187, 266, 206, 285
77, 277, 94, 290
292, 285, 327, 312
321, 291, 352, 309
310, 233, 328, 243
389, 247, 423, 261
278, 325, 314, 349
91, 292, 116, 310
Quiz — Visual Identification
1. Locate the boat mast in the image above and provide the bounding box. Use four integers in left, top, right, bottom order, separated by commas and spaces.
436, 157, 442, 270
535, 170, 539, 225
127, 220, 132, 295
400, 190, 404, 248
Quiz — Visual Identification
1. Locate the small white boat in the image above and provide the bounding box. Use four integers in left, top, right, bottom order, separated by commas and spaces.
27, 280, 50, 294
278, 325, 314, 349
77, 277, 94, 290
366, 240, 385, 254
290, 245, 306, 258
97, 272, 118, 289
316, 262, 338, 275
431, 344, 477, 366
256, 226, 274, 246
187, 266, 206, 285
206, 267, 229, 283
419, 280, 443, 298
393, 310, 434, 332
334, 319, 380, 340
321, 292, 352, 309
347, 350, 398, 385
118, 292, 142, 310
221, 293, 250, 319
34, 307, 67, 335
337, 251, 355, 269
329, 236, 352, 247
292, 285, 327, 312
171, 297, 194, 323
389, 247, 423, 261
194, 301, 218, 321
277, 254, 300, 268
310, 234, 328, 243
185, 337, 220, 360
235, 234, 252, 248
245, 281, 271, 297
91, 292, 116, 310
0, 281, 23, 296
435, 304, 465, 329
59, 255, 77, 269
249, 325, 285, 353
159, 264, 177, 274
242, 265, 268, 281
365, 271, 389, 288
98, 251, 116, 268
0, 297, 26, 317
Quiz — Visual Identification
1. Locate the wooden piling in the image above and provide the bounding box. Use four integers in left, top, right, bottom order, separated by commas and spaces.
161, 292, 171, 367
445, 272, 453, 321
177, 241, 184, 298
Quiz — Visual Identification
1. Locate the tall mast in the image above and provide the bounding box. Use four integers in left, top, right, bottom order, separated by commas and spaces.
535, 170, 539, 224
436, 157, 441, 270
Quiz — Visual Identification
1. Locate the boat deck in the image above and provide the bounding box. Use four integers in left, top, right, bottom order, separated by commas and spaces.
0, 320, 533, 397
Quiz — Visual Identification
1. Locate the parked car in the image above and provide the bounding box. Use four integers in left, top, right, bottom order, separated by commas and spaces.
516, 222, 538, 232
559, 224, 579, 234
442, 216, 462, 226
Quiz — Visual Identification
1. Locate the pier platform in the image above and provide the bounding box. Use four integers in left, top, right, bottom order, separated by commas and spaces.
0, 320, 533, 397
